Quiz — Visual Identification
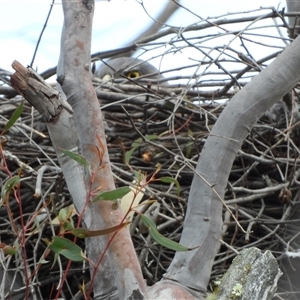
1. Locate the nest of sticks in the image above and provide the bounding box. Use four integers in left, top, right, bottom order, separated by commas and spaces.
0, 67, 299, 299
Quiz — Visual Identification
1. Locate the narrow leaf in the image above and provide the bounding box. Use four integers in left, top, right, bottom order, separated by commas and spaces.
133, 170, 145, 183
61, 149, 90, 169
3, 245, 17, 256
4, 102, 23, 131
58, 208, 67, 222
159, 177, 181, 196
125, 135, 158, 164
140, 214, 189, 251
131, 137, 143, 149
185, 142, 193, 159
93, 186, 131, 202
49, 236, 86, 262
1, 176, 20, 200
39, 259, 49, 264
125, 148, 135, 165
70, 222, 129, 238
62, 220, 74, 231
51, 252, 58, 269
145, 134, 159, 141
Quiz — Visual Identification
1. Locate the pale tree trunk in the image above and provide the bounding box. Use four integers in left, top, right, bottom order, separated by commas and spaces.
158, 32, 300, 299
56, 1, 146, 299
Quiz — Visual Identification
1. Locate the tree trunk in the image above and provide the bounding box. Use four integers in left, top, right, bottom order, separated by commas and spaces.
163, 35, 300, 298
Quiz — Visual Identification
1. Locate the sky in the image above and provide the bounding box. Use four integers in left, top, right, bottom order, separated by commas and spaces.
0, 0, 286, 80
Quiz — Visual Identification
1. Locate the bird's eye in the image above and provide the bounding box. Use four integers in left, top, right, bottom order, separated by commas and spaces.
125, 71, 141, 79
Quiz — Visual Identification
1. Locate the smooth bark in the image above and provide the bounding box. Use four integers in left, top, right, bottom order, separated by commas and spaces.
164, 35, 300, 297
58, 1, 147, 298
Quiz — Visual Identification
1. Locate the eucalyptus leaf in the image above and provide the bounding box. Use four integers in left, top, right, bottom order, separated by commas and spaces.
140, 214, 189, 251
49, 236, 86, 262
93, 186, 131, 202
159, 177, 180, 196
4, 102, 23, 131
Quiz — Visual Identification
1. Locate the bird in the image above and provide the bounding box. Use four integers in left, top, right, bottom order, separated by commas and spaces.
95, 58, 164, 227
94, 57, 168, 134
95, 57, 165, 84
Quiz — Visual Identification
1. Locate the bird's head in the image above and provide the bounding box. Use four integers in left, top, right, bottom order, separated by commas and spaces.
95, 57, 165, 84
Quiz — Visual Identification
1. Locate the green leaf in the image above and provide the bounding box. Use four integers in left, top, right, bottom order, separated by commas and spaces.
133, 170, 145, 183
125, 149, 135, 165
49, 236, 86, 262
125, 138, 143, 164
140, 214, 189, 251
70, 222, 129, 238
146, 135, 159, 141
3, 245, 17, 256
1, 176, 20, 200
93, 186, 131, 202
62, 220, 74, 231
58, 208, 67, 222
44, 238, 58, 268
51, 252, 58, 269
185, 142, 193, 159
125, 135, 158, 164
61, 149, 90, 173
131, 137, 143, 149
55, 208, 75, 232
185, 129, 194, 159
4, 102, 23, 131
159, 177, 180, 196
39, 259, 49, 264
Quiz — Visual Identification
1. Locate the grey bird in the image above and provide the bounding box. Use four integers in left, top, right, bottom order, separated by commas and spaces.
95, 57, 167, 133
95, 57, 165, 84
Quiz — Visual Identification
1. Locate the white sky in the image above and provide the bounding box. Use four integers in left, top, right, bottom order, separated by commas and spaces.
0, 0, 284, 77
